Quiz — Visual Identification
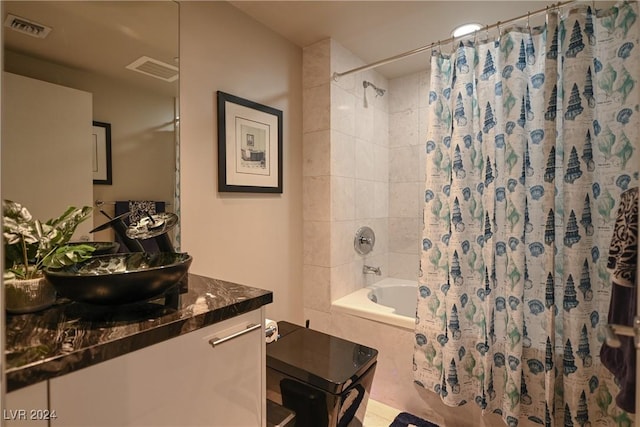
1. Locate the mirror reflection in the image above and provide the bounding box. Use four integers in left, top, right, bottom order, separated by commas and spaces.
2, 1, 179, 244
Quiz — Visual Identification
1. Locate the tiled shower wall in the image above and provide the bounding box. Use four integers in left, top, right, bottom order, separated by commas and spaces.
388, 72, 430, 281
302, 39, 390, 329
302, 38, 429, 328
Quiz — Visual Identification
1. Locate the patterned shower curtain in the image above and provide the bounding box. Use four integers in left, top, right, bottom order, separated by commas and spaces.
414, 3, 639, 426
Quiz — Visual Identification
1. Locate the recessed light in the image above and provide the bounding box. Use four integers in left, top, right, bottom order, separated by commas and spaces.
452, 23, 483, 38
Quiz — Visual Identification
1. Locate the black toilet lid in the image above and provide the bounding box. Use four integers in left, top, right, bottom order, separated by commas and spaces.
267, 326, 378, 394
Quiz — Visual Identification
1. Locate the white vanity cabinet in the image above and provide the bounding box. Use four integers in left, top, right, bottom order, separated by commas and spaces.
48, 308, 266, 427
4, 383, 50, 427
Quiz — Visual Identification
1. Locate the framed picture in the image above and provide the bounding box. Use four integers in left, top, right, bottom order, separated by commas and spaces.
92, 121, 112, 185
217, 91, 283, 193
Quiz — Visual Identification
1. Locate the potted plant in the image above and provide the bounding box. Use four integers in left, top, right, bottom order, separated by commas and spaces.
3, 200, 95, 313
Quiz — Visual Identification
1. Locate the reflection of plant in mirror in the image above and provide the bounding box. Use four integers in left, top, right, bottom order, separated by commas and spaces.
3, 200, 94, 279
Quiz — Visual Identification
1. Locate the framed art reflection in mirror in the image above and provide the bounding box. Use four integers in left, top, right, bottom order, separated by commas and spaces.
92, 121, 112, 185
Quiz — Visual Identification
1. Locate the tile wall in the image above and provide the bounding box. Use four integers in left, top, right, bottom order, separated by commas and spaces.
302, 38, 430, 328
302, 39, 390, 331
388, 71, 430, 281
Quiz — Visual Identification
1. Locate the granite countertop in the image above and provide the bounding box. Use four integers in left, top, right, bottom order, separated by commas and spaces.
5, 274, 273, 392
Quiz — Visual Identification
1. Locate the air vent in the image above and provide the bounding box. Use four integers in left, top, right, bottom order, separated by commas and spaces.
4, 14, 52, 39
126, 56, 178, 82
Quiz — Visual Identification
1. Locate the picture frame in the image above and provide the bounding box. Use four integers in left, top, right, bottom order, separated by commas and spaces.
92, 121, 112, 185
217, 91, 283, 193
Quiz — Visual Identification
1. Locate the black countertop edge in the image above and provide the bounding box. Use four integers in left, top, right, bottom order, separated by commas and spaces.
5, 274, 273, 392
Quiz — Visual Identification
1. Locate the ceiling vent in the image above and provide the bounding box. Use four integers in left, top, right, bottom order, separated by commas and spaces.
126, 56, 178, 82
4, 14, 52, 39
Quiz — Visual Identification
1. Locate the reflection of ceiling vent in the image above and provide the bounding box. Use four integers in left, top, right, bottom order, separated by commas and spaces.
126, 56, 178, 82
4, 14, 52, 39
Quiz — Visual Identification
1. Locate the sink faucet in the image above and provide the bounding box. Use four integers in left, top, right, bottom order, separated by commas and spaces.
363, 265, 381, 275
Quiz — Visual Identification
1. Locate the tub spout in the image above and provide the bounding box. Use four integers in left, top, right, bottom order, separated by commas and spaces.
363, 265, 381, 275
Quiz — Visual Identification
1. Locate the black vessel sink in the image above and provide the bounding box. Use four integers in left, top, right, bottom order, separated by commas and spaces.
44, 253, 192, 305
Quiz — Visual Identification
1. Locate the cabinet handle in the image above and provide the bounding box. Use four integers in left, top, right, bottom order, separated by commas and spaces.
209, 323, 261, 347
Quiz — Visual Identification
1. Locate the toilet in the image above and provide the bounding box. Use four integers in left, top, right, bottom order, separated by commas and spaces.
266, 321, 378, 427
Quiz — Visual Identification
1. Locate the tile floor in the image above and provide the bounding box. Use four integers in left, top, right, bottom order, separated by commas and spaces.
364, 399, 402, 426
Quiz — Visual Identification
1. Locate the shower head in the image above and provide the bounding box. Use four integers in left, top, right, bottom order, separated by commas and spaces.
363, 80, 386, 97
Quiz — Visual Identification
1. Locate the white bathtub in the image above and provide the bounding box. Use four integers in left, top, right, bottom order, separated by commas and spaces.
332, 278, 418, 330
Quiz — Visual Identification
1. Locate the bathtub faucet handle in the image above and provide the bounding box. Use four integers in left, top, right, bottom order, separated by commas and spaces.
359, 236, 372, 245
363, 265, 382, 276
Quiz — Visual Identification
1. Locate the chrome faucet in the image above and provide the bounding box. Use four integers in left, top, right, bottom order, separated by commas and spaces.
363, 265, 381, 275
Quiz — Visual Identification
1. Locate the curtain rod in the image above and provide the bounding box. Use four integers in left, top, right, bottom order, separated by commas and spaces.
331, 0, 578, 81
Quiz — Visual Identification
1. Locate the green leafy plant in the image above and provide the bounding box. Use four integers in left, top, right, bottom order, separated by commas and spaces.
3, 200, 95, 280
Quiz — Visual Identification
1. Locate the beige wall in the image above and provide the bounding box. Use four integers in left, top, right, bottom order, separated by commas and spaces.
179, 2, 303, 323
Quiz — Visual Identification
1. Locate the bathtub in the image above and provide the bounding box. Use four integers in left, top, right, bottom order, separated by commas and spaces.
332, 278, 417, 330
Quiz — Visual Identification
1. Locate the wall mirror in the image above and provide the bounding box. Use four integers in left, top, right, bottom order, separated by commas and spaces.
1, 1, 180, 244
2, 0, 179, 396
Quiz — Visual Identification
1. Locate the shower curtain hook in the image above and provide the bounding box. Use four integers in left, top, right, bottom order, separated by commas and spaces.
527, 11, 531, 34
497, 21, 502, 37
545, 5, 549, 28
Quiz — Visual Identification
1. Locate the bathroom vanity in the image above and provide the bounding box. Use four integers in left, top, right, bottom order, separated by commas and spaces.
4, 274, 273, 426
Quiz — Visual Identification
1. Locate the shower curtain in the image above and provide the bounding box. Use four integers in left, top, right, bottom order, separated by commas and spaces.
414, 3, 639, 426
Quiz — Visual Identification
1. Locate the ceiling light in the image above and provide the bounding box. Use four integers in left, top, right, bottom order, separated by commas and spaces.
452, 23, 483, 38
